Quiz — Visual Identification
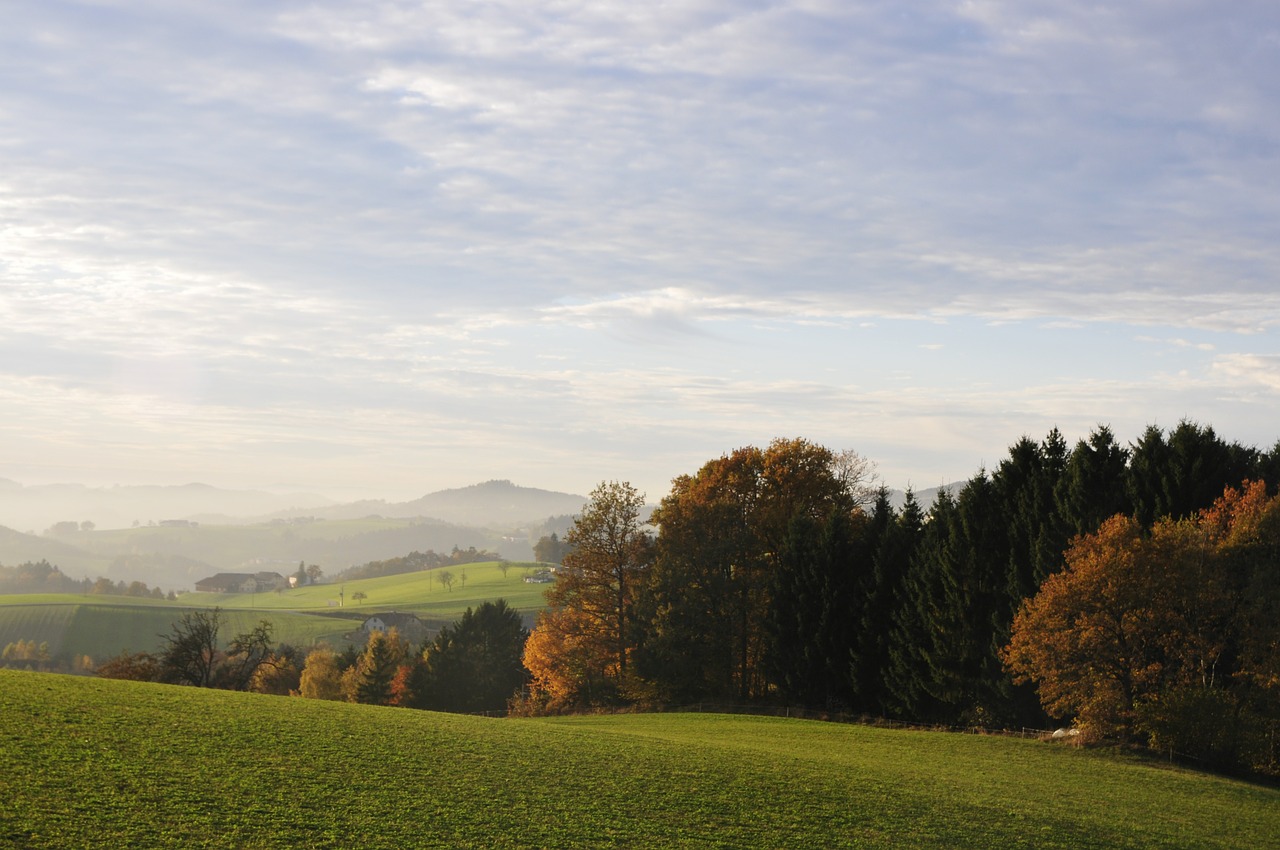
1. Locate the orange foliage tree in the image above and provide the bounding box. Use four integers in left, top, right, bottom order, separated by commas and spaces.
522, 605, 616, 711
645, 439, 871, 701
522, 481, 651, 710
1004, 482, 1280, 771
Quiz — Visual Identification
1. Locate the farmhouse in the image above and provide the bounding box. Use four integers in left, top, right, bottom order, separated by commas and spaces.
359, 612, 428, 645
194, 571, 286, 594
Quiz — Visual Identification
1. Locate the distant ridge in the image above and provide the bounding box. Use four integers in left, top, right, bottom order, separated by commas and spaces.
275, 480, 587, 529
0, 481, 334, 533
887, 484, 959, 512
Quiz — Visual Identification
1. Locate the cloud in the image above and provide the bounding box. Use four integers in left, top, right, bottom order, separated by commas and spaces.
1212, 354, 1280, 392
1, 1, 1277, 500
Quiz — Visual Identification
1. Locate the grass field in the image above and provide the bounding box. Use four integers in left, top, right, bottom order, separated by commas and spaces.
0, 601, 358, 659
186, 561, 552, 619
0, 563, 552, 661
1, 670, 1276, 849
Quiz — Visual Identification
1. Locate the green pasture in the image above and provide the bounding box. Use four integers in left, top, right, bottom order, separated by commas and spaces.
1, 671, 1275, 849
185, 561, 552, 620
0, 601, 357, 661
0, 564, 553, 662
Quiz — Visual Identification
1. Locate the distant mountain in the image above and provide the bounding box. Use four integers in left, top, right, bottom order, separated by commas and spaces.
887, 484, 960, 512
271, 480, 588, 530
393, 480, 587, 527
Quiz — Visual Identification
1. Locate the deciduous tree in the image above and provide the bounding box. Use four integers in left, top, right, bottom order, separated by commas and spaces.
646, 439, 874, 702
159, 608, 223, 687
522, 605, 614, 711
298, 647, 344, 700
1003, 484, 1274, 748
217, 620, 278, 691
525, 481, 651, 705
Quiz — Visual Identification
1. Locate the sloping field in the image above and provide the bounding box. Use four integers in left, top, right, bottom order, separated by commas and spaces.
0, 565, 552, 662
186, 561, 552, 621
0, 605, 78, 655
1, 670, 1276, 849
0, 600, 358, 660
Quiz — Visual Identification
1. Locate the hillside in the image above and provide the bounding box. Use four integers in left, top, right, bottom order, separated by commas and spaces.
3, 670, 1276, 848
0, 517, 532, 590
0, 525, 109, 576
186, 561, 551, 627
0, 599, 355, 661
0, 479, 584, 589
0, 562, 552, 661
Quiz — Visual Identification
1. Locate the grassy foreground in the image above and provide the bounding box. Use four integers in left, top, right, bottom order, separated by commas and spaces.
2, 671, 1276, 849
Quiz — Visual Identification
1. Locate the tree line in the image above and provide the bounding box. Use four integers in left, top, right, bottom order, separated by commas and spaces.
522, 426, 1280, 776
295, 600, 527, 712
97, 602, 530, 714
333, 546, 504, 582
0, 559, 175, 599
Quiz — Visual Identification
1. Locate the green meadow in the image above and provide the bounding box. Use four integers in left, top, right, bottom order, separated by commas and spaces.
0, 563, 552, 660
1, 670, 1275, 849
186, 561, 551, 619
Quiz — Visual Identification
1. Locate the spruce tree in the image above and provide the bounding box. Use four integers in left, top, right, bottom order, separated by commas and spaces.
884, 488, 958, 722
851, 488, 917, 715
1056, 425, 1131, 536
355, 630, 399, 705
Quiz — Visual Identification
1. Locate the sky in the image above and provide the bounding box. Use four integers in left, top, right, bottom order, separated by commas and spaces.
2, 1, 1279, 504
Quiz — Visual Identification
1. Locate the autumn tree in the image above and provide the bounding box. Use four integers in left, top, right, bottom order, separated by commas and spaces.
298, 647, 345, 700
96, 650, 161, 682
645, 439, 874, 702
1005, 481, 1280, 771
1, 639, 52, 670
524, 481, 651, 706
533, 532, 573, 564
522, 605, 614, 711
251, 643, 303, 696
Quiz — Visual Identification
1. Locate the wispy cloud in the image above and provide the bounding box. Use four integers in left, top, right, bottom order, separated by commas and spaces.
0, 1, 1277, 501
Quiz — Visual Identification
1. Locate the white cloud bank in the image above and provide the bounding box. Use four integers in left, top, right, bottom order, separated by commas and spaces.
0, 1, 1277, 501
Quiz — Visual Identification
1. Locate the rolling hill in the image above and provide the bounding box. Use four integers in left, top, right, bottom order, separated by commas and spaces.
3, 669, 1276, 848
0, 562, 552, 661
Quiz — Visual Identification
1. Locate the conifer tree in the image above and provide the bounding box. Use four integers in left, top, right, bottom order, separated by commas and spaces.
853, 489, 920, 715
767, 508, 870, 709
1055, 425, 1131, 536
885, 488, 958, 722
1128, 421, 1260, 526
354, 630, 405, 705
